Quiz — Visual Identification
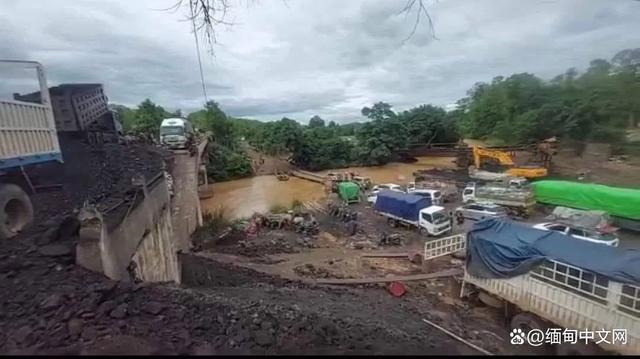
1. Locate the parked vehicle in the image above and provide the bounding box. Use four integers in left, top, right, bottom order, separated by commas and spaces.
159, 118, 195, 150
367, 183, 403, 204
337, 181, 360, 204
407, 188, 442, 205
0, 61, 63, 239
462, 182, 535, 217
374, 190, 451, 236
408, 179, 459, 203
424, 221, 640, 355
532, 180, 640, 232
454, 202, 508, 221
532, 222, 619, 247
352, 175, 372, 190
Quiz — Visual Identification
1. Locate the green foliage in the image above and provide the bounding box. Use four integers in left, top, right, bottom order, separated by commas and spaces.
245, 101, 460, 171
193, 206, 229, 243
457, 48, 640, 144
111, 100, 172, 138
205, 142, 252, 182
132, 99, 171, 138
308, 115, 325, 128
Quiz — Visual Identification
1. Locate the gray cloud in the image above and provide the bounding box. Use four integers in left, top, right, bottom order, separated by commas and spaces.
1, 0, 638, 123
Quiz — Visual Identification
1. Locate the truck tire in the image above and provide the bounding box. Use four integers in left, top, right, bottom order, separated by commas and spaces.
510, 312, 548, 332
0, 183, 34, 240
387, 218, 398, 228
510, 312, 550, 354
478, 292, 503, 308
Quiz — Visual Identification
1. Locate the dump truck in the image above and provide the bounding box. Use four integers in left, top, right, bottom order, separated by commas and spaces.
462, 182, 535, 217
374, 190, 451, 236
337, 181, 360, 204
423, 219, 640, 355
532, 180, 640, 232
0, 60, 63, 239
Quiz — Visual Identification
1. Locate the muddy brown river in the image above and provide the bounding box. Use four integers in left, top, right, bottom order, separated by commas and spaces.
201, 157, 457, 219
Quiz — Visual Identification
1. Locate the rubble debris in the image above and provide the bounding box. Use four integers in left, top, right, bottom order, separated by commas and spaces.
293, 264, 342, 279
40, 293, 64, 310
378, 232, 403, 246
68, 318, 84, 337
421, 318, 493, 356
38, 243, 73, 257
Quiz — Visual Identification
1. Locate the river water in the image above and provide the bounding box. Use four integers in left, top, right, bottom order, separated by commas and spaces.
201, 156, 457, 219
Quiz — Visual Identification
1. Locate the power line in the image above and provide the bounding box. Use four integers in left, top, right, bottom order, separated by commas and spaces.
190, 0, 209, 104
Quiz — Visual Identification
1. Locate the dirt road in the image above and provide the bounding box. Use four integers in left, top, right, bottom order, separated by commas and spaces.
169, 151, 202, 252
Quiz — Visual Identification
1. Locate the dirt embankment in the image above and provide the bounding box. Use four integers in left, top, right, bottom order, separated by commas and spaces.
243, 144, 290, 176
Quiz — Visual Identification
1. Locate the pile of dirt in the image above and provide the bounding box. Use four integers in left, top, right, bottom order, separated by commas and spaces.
27, 135, 170, 223
0, 238, 483, 355
213, 231, 319, 257
293, 264, 343, 279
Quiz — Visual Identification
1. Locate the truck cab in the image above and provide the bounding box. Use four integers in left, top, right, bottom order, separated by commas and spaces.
419, 206, 452, 236
159, 118, 194, 150
462, 183, 476, 203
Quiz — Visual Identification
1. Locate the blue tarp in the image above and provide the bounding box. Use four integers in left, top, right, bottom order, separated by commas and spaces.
467, 219, 640, 285
374, 190, 432, 222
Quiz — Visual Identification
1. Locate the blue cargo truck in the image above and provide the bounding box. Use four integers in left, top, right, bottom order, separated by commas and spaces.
374, 190, 452, 236
0, 60, 63, 239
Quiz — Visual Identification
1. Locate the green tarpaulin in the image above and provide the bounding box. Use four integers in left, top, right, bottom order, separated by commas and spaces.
532, 180, 640, 220
338, 182, 360, 202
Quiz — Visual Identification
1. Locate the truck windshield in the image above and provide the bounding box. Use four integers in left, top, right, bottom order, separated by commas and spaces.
432, 212, 448, 224
160, 126, 184, 136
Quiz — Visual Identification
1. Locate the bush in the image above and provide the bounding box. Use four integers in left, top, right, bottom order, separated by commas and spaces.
192, 205, 229, 242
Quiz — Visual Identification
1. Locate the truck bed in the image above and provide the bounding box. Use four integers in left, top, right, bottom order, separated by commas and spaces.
0, 99, 62, 169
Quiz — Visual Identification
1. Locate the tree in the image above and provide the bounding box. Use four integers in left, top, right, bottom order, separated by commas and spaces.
308, 115, 325, 128
111, 104, 136, 132
398, 104, 459, 144
133, 99, 170, 137
361, 102, 396, 121
204, 101, 234, 146
455, 48, 640, 144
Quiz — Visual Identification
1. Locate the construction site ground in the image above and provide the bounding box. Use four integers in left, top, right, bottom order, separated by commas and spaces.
0, 138, 511, 355
3, 138, 640, 355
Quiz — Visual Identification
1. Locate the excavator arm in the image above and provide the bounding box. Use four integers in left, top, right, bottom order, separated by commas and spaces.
472, 146, 515, 168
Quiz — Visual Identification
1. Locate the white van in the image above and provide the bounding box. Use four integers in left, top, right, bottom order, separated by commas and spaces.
407, 188, 442, 205
367, 183, 403, 204
159, 118, 195, 149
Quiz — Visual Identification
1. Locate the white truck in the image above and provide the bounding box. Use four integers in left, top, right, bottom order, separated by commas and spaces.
462, 182, 535, 217
374, 190, 452, 236
159, 118, 195, 151
424, 234, 640, 355
0, 60, 62, 239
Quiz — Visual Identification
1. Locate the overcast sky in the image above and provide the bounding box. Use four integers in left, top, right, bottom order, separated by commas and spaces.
1, 0, 639, 123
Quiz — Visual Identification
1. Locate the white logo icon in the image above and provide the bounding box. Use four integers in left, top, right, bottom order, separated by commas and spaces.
510, 328, 526, 345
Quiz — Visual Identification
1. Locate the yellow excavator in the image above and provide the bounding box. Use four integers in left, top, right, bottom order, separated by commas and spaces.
472, 146, 547, 179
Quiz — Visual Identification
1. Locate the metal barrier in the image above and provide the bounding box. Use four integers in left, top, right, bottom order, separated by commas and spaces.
424, 234, 466, 261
